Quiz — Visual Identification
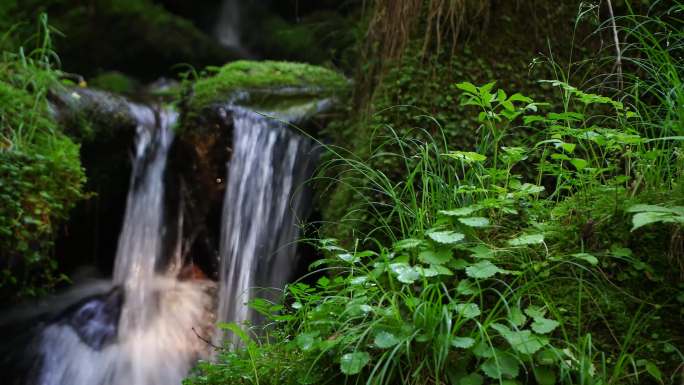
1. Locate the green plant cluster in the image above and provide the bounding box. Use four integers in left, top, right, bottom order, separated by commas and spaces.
0, 14, 85, 300
186, 74, 683, 384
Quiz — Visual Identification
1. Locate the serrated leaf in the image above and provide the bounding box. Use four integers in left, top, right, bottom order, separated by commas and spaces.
531, 318, 560, 334
439, 206, 479, 217
431, 264, 454, 276
340, 351, 370, 375
491, 323, 548, 355
452, 336, 476, 349
454, 303, 481, 319
509, 306, 527, 327
415, 266, 439, 277
418, 249, 452, 264
390, 263, 420, 284
466, 260, 504, 279
508, 233, 544, 246
468, 245, 494, 260
457, 279, 478, 295
524, 306, 546, 319
394, 238, 427, 250
428, 231, 465, 244
459, 217, 490, 227
374, 332, 400, 348
481, 354, 520, 379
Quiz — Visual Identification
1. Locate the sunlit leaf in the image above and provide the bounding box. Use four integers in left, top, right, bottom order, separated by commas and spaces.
340, 351, 370, 375
459, 217, 490, 228
452, 336, 476, 349
466, 260, 504, 279
374, 332, 400, 348
428, 231, 465, 244
508, 233, 544, 246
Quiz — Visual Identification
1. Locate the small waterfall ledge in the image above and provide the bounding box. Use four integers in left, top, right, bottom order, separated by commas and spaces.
1, 60, 347, 385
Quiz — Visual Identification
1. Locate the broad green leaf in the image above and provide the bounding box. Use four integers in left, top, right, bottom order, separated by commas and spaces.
481, 354, 520, 379
415, 266, 439, 277
459, 217, 490, 228
645, 361, 662, 382
454, 303, 481, 319
445, 151, 487, 163
534, 366, 557, 385
508, 233, 544, 246
572, 252, 598, 266
631, 211, 684, 231
457, 279, 478, 295
491, 323, 548, 355
418, 249, 452, 264
390, 263, 420, 284
374, 332, 400, 348
459, 373, 484, 385
452, 336, 476, 349
508, 93, 533, 103
570, 158, 588, 170
516, 183, 545, 194
428, 231, 465, 244
524, 306, 546, 319
431, 264, 454, 276
394, 238, 427, 250
456, 82, 478, 95
627, 204, 684, 215
439, 206, 479, 217
509, 306, 527, 327
296, 332, 318, 351
338, 253, 360, 263
531, 318, 560, 334
469, 244, 495, 259
340, 351, 370, 375
466, 260, 504, 279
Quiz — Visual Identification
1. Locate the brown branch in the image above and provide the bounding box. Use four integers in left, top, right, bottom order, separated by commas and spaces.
192, 327, 220, 349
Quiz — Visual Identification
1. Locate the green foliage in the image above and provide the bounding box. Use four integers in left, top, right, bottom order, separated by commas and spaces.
0, 14, 85, 301
187, 71, 683, 383
186, 3, 683, 385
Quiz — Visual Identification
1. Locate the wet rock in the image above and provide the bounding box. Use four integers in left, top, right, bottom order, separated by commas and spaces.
58, 286, 124, 351
172, 61, 348, 278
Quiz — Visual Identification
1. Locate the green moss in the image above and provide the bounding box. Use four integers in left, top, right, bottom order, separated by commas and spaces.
88, 71, 138, 94
187, 60, 348, 114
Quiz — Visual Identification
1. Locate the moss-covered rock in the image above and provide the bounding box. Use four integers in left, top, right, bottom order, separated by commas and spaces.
186, 60, 348, 113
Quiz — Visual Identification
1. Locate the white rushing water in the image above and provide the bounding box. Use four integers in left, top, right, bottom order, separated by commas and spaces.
214, 0, 241, 48
36, 104, 215, 385
216, 107, 318, 338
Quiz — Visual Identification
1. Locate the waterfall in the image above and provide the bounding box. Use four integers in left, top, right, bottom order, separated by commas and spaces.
34, 104, 215, 385
215, 0, 241, 48
217, 107, 318, 336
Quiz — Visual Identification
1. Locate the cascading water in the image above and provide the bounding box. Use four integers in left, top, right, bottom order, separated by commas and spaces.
216, 107, 318, 337
215, 0, 241, 48
34, 104, 215, 385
